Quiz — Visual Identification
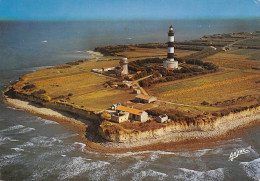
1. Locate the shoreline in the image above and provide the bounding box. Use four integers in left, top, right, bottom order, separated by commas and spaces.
3, 95, 260, 153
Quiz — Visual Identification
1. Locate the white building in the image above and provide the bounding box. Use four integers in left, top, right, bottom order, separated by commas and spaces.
156, 114, 168, 123
135, 94, 157, 104
116, 105, 149, 122
119, 58, 128, 75
111, 112, 129, 123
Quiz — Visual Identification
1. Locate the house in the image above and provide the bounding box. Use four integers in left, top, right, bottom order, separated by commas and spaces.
111, 103, 121, 110
111, 112, 129, 123
116, 105, 149, 122
135, 94, 157, 104
133, 89, 141, 94
156, 114, 168, 123
102, 66, 114, 71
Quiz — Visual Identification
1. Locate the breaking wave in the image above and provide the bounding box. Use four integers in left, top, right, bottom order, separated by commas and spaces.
57, 157, 110, 180
240, 158, 260, 181
0, 136, 18, 145
11, 147, 24, 152
0, 153, 22, 168
175, 167, 225, 181
19, 136, 63, 148
132, 169, 168, 181
37, 117, 59, 125
17, 127, 35, 134
0, 125, 24, 133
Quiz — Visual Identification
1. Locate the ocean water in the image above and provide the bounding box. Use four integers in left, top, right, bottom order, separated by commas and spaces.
0, 19, 259, 180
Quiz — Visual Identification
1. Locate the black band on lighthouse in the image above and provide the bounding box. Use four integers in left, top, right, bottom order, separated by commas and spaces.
168, 42, 174, 47
167, 53, 174, 58
168, 32, 174, 36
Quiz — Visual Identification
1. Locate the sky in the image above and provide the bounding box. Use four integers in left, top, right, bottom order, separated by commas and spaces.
0, 0, 259, 20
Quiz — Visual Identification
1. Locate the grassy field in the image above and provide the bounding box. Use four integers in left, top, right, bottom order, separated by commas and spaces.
229, 49, 260, 61
116, 46, 196, 59
202, 50, 259, 69
16, 58, 136, 112
147, 68, 260, 106
12, 35, 260, 115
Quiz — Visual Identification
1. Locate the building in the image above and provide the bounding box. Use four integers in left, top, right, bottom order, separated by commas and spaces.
102, 66, 114, 71
111, 112, 129, 123
133, 89, 141, 94
135, 94, 157, 104
120, 57, 128, 75
156, 114, 168, 123
116, 105, 148, 122
111, 103, 121, 110
163, 25, 178, 69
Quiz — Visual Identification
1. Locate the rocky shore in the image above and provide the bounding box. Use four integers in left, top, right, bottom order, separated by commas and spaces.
2, 93, 260, 153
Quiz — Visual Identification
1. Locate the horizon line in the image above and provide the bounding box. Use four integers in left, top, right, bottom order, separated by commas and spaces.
0, 16, 259, 22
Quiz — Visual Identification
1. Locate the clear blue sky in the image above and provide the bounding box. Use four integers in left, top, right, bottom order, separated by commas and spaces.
0, 0, 259, 20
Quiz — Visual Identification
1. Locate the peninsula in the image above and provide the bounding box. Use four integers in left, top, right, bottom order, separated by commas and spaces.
3, 27, 260, 153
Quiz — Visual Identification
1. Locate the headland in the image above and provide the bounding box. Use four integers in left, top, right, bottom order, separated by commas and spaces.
2, 29, 260, 153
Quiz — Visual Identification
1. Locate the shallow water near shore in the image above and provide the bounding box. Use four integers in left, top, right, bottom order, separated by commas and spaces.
0, 19, 260, 180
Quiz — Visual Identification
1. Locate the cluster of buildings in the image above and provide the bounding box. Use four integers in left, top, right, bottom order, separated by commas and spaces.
96, 25, 179, 125
92, 25, 178, 77
91, 57, 129, 76
108, 94, 166, 124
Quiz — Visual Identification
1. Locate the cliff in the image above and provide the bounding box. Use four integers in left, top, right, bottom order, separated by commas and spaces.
98, 107, 260, 143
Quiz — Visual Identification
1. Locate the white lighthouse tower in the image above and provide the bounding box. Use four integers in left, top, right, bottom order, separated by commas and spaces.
163, 25, 178, 69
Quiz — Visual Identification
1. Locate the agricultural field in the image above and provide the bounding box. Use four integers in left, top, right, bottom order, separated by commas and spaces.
229, 49, 260, 61
16, 58, 135, 112
115, 46, 196, 59
202, 50, 259, 69
147, 68, 260, 108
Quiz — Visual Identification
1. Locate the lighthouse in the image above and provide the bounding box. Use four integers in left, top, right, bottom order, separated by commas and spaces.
163, 25, 178, 69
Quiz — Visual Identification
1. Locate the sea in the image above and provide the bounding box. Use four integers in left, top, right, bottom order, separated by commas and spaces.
0, 19, 259, 181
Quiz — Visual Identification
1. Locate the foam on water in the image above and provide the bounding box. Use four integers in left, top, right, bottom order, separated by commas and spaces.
0, 153, 22, 168
150, 152, 160, 162
19, 136, 63, 148
0, 125, 24, 133
175, 167, 225, 181
17, 127, 35, 134
19, 65, 52, 72
36, 117, 59, 125
6, 106, 22, 110
175, 149, 213, 158
108, 150, 176, 158
57, 157, 110, 180
56, 133, 78, 140
132, 169, 168, 181
122, 160, 150, 176
11, 147, 24, 152
0, 136, 18, 145
240, 158, 260, 181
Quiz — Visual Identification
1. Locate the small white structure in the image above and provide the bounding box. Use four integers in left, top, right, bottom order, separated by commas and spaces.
156, 114, 168, 123
111, 103, 121, 110
119, 58, 128, 75
135, 94, 157, 104
102, 66, 115, 71
111, 112, 129, 123
116, 105, 148, 122
133, 89, 141, 94
163, 25, 178, 69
